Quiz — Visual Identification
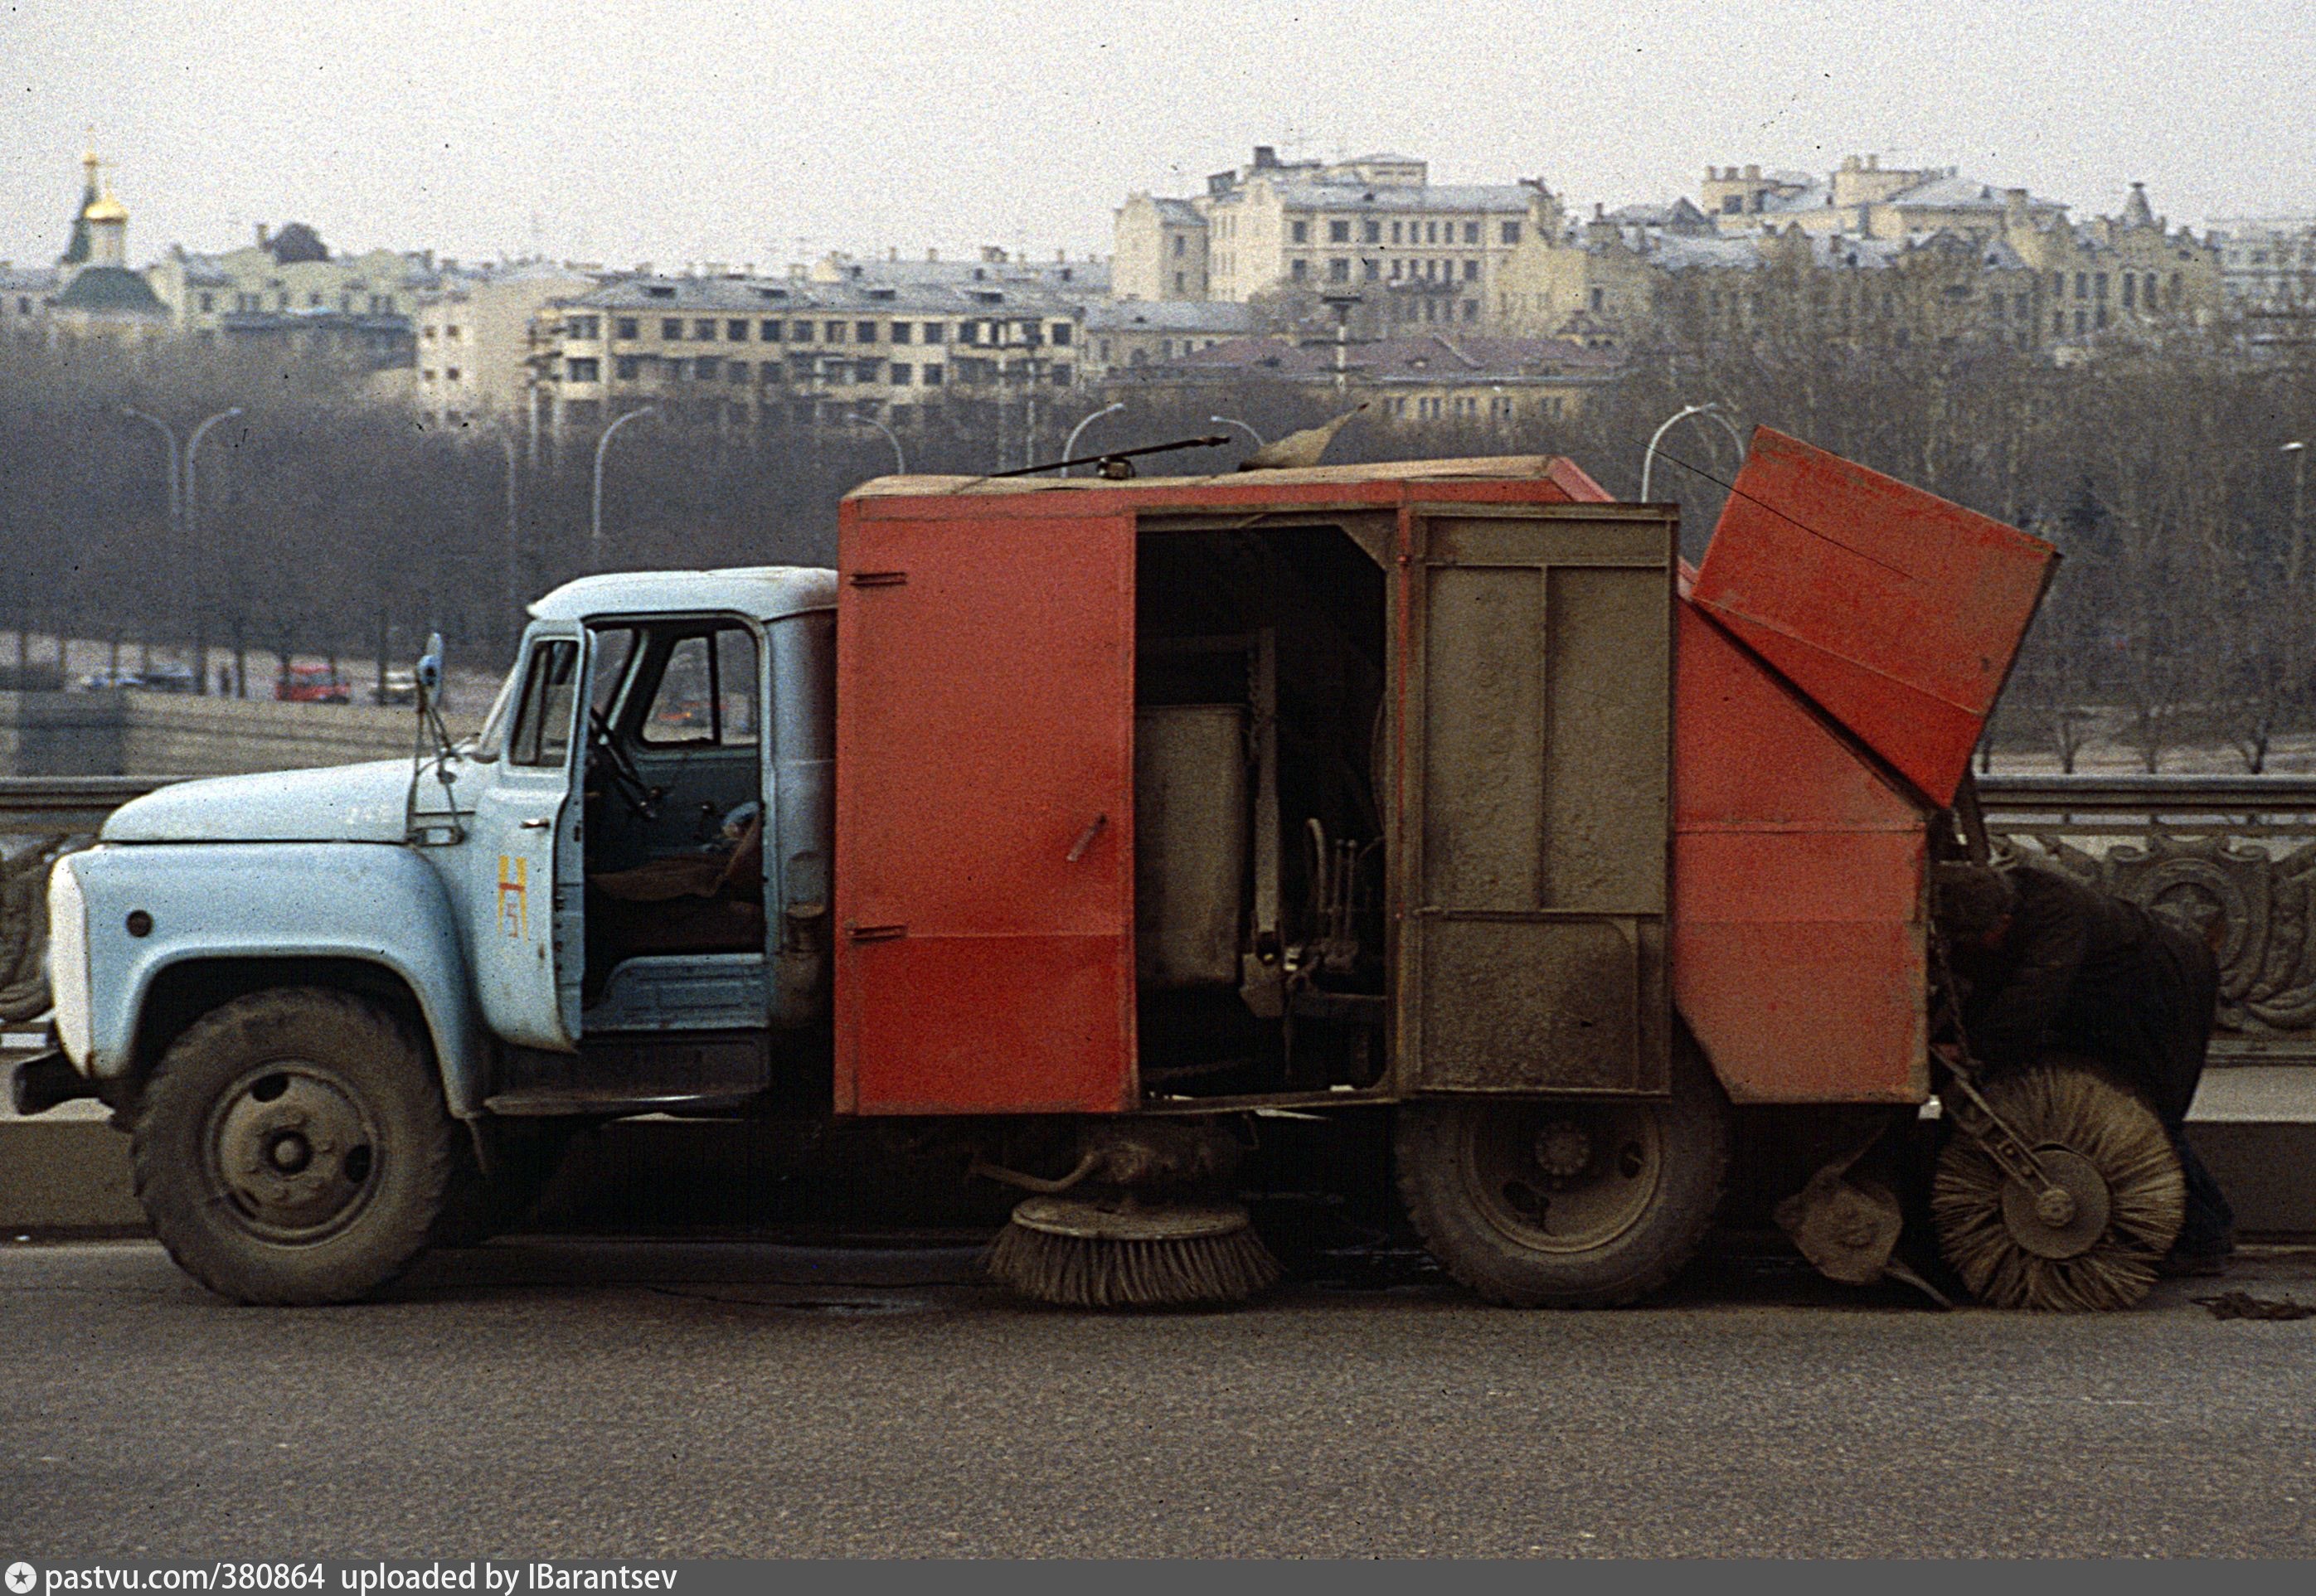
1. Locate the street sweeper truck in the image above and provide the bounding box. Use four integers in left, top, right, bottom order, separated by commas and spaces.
15, 427, 2192, 1312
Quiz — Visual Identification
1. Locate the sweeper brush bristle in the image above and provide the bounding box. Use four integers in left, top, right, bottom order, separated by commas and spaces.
1932, 1061, 2185, 1312
985, 1210, 1282, 1310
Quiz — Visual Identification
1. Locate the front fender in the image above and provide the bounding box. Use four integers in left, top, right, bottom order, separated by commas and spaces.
70, 842, 492, 1116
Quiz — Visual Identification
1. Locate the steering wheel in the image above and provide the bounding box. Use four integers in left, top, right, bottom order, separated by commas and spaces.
589, 707, 661, 818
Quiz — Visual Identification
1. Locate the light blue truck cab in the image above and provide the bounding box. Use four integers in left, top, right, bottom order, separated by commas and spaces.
36, 566, 837, 1303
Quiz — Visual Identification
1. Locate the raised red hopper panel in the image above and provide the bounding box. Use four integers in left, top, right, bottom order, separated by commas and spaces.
1690, 427, 2056, 807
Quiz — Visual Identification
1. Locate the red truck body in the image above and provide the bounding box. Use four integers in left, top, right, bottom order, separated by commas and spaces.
832, 433, 2053, 1118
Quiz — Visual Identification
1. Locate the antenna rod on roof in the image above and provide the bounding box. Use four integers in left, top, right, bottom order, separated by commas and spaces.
986, 434, 1230, 481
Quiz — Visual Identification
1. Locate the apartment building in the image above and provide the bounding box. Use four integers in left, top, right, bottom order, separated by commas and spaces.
1497, 176, 2221, 353
2209, 216, 2316, 318
1109, 330, 1619, 426
538, 266, 1089, 438
1115, 148, 1544, 328
410, 262, 599, 429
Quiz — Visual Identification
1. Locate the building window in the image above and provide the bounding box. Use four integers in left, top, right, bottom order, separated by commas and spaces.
663, 318, 682, 340
617, 318, 638, 340
921, 363, 943, 386
1363, 260, 1381, 281
1291, 221, 1309, 244
198, 292, 215, 312
856, 321, 876, 344
2051, 273, 2064, 297
2093, 273, 2108, 300
826, 321, 847, 343
694, 357, 720, 381
791, 321, 813, 342
1329, 258, 1351, 282
1391, 222, 1403, 244
1501, 221, 1521, 245
1463, 222, 1479, 244
890, 363, 913, 385
2074, 309, 2087, 334
1172, 235, 1186, 257
1463, 260, 1479, 280
2073, 273, 2087, 299
2123, 274, 2136, 308
1590, 287, 1605, 311
615, 356, 640, 380
423, 326, 438, 340
1329, 220, 1351, 243
1363, 221, 1381, 244
1050, 323, 1071, 346
891, 322, 912, 344
922, 322, 944, 344
567, 316, 600, 339
852, 358, 879, 383
2054, 310, 2066, 334
760, 318, 782, 341
1462, 300, 1477, 322
724, 319, 745, 341
1291, 260, 1309, 282
566, 357, 599, 382
445, 366, 462, 381
421, 369, 435, 382
1426, 222, 1440, 243
693, 318, 716, 339
1174, 271, 1186, 292
1051, 363, 1071, 386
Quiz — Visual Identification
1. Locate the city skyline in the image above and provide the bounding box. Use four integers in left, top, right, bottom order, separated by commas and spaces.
5, 0, 2314, 272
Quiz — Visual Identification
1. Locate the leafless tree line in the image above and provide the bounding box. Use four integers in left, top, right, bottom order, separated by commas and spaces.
3, 324, 2314, 769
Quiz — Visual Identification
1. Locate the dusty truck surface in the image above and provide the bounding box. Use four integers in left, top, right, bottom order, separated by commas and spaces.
18, 429, 2179, 1312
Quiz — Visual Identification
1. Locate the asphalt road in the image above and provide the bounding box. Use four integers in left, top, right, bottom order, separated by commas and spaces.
5, 1237, 2315, 1559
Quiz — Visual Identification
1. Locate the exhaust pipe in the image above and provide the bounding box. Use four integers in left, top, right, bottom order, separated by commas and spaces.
9, 1051, 97, 1117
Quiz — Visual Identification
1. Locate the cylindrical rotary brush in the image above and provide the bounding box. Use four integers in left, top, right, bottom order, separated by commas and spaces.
1931, 1059, 2184, 1312
985, 1194, 1281, 1311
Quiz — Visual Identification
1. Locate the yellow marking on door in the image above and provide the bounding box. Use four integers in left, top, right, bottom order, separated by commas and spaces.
497, 854, 529, 939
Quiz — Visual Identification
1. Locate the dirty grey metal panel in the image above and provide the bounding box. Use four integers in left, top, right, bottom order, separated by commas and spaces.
1401, 507, 1674, 1096
1134, 705, 1248, 987
1420, 919, 1641, 1090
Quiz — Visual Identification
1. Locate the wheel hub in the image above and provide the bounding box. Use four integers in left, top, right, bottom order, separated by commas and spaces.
1533, 1122, 1592, 1181
2000, 1147, 2112, 1260
211, 1069, 376, 1236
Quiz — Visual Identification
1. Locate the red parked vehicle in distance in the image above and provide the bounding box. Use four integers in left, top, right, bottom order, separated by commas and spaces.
274, 662, 352, 704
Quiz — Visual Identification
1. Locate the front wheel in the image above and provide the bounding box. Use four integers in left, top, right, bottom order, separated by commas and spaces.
1395, 1041, 1731, 1307
131, 987, 455, 1304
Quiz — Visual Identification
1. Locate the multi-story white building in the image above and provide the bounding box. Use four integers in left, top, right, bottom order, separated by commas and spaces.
537, 259, 1095, 440
2208, 216, 2316, 318
1115, 148, 1546, 329
410, 261, 600, 431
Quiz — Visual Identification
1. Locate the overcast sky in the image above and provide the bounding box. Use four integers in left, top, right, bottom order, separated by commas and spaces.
5, 0, 2312, 273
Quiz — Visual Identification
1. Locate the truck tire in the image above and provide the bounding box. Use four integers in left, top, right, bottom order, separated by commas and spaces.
130, 987, 455, 1305
1395, 1041, 1731, 1307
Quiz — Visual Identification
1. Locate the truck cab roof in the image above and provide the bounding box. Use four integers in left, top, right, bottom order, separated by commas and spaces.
528, 565, 836, 625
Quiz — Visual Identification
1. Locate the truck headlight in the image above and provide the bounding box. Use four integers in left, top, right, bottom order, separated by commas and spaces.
46, 853, 92, 1066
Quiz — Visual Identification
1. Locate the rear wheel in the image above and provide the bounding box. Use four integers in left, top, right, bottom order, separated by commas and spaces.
1395, 1042, 1731, 1307
131, 987, 454, 1304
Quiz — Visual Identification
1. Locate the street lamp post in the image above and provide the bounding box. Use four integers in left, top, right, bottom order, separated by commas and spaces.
185, 407, 243, 696
590, 405, 660, 562
1211, 415, 1265, 449
499, 430, 522, 650
1064, 402, 1124, 473
116, 406, 182, 528
849, 410, 906, 476
1639, 401, 1742, 502
2284, 441, 2308, 588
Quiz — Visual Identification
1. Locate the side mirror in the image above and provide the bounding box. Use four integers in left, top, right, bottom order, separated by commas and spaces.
415, 633, 444, 699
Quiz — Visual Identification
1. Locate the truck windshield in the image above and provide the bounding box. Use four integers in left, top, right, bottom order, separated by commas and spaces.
465, 658, 522, 762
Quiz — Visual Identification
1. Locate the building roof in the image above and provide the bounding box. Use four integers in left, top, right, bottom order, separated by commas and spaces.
1885, 173, 2063, 214
1129, 332, 1618, 384
1085, 299, 1256, 332
53, 266, 164, 313
574, 272, 1091, 318
1260, 180, 1537, 214
1151, 198, 1205, 226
